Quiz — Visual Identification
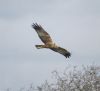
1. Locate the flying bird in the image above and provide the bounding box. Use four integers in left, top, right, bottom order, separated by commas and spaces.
32, 23, 71, 58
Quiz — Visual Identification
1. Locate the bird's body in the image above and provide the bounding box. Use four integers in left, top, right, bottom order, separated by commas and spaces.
32, 23, 71, 58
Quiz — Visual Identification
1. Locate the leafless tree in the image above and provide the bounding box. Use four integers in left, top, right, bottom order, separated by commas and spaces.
37, 65, 100, 91
5, 65, 100, 91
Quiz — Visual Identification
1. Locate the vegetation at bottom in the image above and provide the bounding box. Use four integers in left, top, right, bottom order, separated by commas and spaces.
5, 65, 100, 91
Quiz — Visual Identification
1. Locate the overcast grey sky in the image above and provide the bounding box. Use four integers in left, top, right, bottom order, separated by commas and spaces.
0, 0, 100, 90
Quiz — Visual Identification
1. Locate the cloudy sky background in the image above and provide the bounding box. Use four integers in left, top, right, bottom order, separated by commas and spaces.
0, 0, 100, 90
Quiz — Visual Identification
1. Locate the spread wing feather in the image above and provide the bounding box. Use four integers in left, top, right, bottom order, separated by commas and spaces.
50, 47, 71, 58
32, 23, 53, 44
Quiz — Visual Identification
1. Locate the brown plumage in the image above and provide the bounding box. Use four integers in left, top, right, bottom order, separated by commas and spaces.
32, 23, 71, 58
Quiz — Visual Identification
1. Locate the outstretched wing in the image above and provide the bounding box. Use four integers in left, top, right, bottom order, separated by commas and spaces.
50, 47, 71, 58
32, 23, 53, 44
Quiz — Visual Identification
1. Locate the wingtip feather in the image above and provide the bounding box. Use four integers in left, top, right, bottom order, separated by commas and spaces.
32, 23, 41, 30
64, 52, 71, 58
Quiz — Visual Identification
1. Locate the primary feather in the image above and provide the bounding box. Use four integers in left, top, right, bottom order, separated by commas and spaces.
32, 23, 53, 44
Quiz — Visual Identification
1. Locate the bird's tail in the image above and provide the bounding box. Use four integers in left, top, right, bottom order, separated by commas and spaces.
35, 45, 45, 49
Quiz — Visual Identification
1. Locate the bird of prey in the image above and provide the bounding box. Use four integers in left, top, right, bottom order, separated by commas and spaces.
32, 23, 71, 58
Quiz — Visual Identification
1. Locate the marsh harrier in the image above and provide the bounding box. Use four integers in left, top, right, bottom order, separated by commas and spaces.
32, 23, 71, 58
